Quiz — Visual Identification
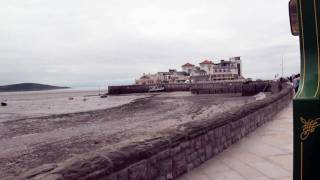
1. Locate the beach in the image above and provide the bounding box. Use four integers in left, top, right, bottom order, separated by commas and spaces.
0, 89, 147, 122
0, 90, 255, 178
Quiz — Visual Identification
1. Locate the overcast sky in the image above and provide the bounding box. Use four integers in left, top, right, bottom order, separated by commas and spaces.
0, 0, 300, 87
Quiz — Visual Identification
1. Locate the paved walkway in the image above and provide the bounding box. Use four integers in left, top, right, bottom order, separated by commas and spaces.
178, 103, 293, 180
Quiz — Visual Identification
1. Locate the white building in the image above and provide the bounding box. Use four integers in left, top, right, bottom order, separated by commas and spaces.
135, 70, 190, 85
199, 60, 214, 74
188, 57, 243, 82
181, 63, 195, 74
136, 57, 243, 85
190, 67, 207, 76
229, 56, 242, 77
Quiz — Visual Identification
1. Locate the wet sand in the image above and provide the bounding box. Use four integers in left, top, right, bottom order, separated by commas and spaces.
0, 91, 255, 178
0, 89, 147, 122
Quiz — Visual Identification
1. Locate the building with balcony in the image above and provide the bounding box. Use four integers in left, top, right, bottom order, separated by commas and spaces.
135, 56, 243, 85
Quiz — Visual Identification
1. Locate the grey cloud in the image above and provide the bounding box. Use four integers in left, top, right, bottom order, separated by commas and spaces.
0, 0, 300, 87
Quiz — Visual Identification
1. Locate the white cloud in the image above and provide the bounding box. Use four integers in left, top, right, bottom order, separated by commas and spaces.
0, 0, 300, 87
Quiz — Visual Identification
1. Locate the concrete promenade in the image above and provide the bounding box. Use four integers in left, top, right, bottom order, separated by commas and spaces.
178, 103, 293, 180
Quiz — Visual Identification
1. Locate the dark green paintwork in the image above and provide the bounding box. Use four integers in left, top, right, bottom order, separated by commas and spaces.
295, 0, 320, 99
294, 100, 320, 179
293, 0, 320, 179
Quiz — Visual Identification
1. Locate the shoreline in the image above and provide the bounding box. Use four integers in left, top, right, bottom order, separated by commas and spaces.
0, 92, 255, 178
0, 89, 147, 123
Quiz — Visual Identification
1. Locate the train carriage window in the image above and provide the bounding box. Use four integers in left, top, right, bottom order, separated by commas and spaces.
289, 0, 299, 36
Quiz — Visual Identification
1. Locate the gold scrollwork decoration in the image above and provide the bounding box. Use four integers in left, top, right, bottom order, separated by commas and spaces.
300, 117, 320, 141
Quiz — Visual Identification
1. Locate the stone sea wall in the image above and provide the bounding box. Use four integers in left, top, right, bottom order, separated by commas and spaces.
20, 85, 293, 180
190, 81, 243, 94
190, 81, 272, 96
108, 84, 150, 94
107, 83, 192, 94
108, 81, 271, 95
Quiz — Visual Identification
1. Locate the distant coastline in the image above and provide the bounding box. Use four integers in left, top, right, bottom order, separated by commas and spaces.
0, 83, 70, 92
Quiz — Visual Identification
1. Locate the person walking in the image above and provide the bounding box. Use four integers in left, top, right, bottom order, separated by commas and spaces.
293, 74, 300, 93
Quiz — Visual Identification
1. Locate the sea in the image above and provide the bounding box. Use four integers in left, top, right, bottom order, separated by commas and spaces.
0, 88, 147, 123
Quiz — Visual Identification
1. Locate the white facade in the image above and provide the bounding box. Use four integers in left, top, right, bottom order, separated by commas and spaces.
199, 60, 214, 74
136, 57, 243, 85
190, 57, 243, 82
229, 56, 242, 76
181, 63, 195, 74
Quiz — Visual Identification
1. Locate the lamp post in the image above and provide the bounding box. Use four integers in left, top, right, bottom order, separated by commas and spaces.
289, 0, 320, 179
282, 55, 284, 77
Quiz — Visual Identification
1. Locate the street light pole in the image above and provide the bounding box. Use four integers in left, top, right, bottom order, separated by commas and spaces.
282, 55, 284, 77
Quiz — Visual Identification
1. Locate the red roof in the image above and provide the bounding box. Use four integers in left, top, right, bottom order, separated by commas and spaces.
182, 63, 195, 67
200, 60, 213, 64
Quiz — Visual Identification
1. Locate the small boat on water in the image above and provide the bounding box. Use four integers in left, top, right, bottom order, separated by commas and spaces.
100, 94, 108, 98
148, 85, 165, 93
99, 87, 108, 98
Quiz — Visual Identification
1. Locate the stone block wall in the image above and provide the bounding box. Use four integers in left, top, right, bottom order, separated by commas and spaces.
190, 82, 243, 94
108, 81, 273, 96
163, 84, 192, 92
108, 85, 150, 94
20, 86, 293, 180
108, 84, 192, 95
241, 81, 272, 96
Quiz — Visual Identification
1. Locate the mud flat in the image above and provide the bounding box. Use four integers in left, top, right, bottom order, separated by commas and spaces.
0, 91, 255, 178
0, 89, 147, 122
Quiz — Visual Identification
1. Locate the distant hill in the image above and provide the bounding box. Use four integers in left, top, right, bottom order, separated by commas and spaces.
0, 83, 70, 92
